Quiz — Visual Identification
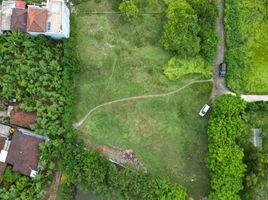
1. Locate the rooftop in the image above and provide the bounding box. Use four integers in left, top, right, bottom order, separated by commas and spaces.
46, 0, 62, 33
6, 129, 44, 176
11, 8, 27, 32
10, 110, 37, 129
27, 7, 47, 32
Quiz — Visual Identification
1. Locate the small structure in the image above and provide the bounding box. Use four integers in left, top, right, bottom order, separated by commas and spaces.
10, 110, 37, 129
6, 129, 45, 177
252, 128, 262, 149
0, 124, 48, 177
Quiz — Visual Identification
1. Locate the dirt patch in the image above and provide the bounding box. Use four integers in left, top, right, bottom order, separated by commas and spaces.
98, 145, 147, 172
43, 169, 61, 200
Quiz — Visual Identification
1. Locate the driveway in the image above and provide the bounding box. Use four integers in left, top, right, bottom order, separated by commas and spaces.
213, 0, 233, 97
212, 0, 268, 102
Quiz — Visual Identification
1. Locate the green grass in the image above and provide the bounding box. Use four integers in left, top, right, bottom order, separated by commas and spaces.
226, 1, 268, 94
73, 0, 212, 198
79, 82, 212, 198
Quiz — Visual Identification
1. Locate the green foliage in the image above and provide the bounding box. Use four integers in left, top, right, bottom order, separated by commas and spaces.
187, 0, 218, 63
160, 0, 200, 57
58, 141, 188, 200
0, 32, 78, 138
224, 0, 268, 93
1, 166, 20, 188
163, 56, 212, 80
246, 101, 268, 112
242, 146, 268, 200
119, 0, 139, 22
206, 95, 247, 200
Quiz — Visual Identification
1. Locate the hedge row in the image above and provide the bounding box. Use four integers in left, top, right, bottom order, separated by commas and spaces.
206, 95, 247, 199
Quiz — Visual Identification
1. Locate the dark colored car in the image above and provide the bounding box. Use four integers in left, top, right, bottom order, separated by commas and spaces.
219, 63, 227, 77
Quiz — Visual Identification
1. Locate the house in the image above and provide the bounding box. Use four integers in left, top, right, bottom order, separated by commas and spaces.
0, 0, 70, 39
10, 110, 37, 129
0, 124, 48, 177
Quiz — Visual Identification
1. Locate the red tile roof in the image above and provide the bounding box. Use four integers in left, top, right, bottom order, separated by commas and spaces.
11, 8, 28, 32
27, 8, 47, 32
10, 110, 37, 129
6, 130, 43, 176
15, 1, 26, 9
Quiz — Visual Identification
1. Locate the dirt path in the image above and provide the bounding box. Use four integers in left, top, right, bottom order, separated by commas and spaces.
213, 0, 234, 97
73, 79, 213, 129
213, 0, 268, 101
43, 170, 61, 200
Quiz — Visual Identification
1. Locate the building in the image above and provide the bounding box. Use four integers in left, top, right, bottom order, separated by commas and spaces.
0, 124, 48, 177
0, 0, 70, 39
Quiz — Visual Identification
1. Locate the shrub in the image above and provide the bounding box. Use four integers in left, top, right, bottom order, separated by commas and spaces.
119, 0, 139, 22
163, 56, 211, 80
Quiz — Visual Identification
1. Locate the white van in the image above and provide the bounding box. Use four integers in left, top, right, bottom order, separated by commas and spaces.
199, 104, 210, 117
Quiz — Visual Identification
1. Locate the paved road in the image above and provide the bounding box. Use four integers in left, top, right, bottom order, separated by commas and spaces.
213, 0, 233, 97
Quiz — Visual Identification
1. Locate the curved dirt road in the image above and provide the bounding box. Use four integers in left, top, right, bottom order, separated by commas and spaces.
73, 79, 213, 129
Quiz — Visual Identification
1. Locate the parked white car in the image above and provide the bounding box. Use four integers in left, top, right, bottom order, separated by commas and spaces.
199, 104, 210, 117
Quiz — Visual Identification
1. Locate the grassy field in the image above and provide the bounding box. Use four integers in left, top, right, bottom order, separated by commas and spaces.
225, 0, 268, 94
80, 82, 212, 198
73, 0, 212, 198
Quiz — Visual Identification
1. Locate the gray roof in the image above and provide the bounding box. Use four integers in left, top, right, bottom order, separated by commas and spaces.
1, 1, 15, 30
0, 124, 11, 138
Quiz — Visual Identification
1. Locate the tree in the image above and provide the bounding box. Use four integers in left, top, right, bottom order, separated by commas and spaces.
206, 95, 247, 199
160, 0, 200, 57
119, 0, 139, 22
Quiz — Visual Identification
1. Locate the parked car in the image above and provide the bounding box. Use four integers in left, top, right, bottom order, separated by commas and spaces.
199, 104, 210, 117
219, 63, 227, 77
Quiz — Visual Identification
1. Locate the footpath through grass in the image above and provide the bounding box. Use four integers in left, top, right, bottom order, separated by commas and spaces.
80, 82, 212, 198
73, 0, 212, 198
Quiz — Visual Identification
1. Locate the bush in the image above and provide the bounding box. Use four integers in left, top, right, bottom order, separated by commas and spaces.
163, 56, 211, 80
207, 95, 247, 199
119, 0, 139, 22
160, 0, 200, 57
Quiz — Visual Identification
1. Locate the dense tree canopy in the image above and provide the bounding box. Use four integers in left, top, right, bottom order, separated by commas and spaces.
206, 95, 247, 200
160, 0, 200, 57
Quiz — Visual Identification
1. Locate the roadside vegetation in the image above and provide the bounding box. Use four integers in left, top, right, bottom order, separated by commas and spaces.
206, 95, 247, 199
207, 97, 268, 199
224, 0, 268, 94
242, 102, 268, 200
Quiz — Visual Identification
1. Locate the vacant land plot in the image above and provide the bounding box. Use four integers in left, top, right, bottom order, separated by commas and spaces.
73, 0, 212, 198
79, 82, 212, 198
225, 0, 268, 94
